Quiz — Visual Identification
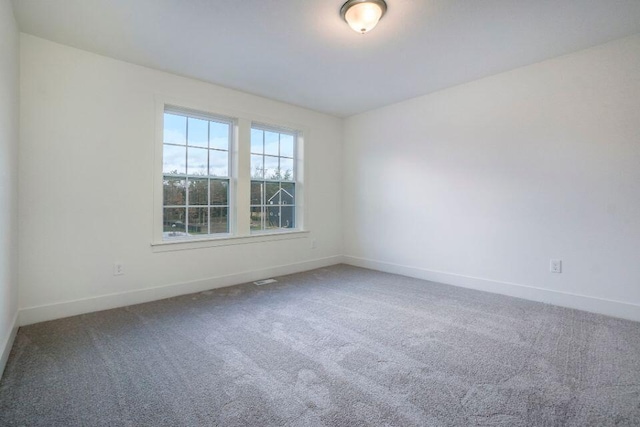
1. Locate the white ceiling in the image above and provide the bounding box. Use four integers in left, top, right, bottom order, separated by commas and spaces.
12, 0, 640, 117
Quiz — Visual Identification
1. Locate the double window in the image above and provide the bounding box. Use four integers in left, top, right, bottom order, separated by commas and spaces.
159, 105, 301, 242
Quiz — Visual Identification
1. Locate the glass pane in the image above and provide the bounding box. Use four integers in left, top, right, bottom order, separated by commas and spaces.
163, 145, 186, 175
187, 117, 208, 148
251, 128, 263, 154
188, 207, 208, 235
163, 208, 186, 235
281, 206, 295, 228
251, 154, 264, 179
164, 113, 186, 145
187, 147, 208, 176
266, 206, 280, 229
163, 177, 186, 206
210, 207, 228, 234
210, 180, 229, 205
209, 150, 228, 177
250, 206, 264, 231
264, 156, 279, 180
266, 182, 279, 205
280, 133, 294, 158
210, 121, 229, 150
280, 182, 295, 205
188, 178, 208, 205
250, 181, 263, 205
264, 131, 279, 156
280, 157, 294, 181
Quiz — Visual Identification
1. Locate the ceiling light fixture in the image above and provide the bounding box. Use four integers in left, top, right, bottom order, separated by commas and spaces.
340, 0, 387, 34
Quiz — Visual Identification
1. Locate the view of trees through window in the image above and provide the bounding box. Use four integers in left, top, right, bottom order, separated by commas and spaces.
160, 109, 299, 240
162, 110, 231, 238
250, 127, 296, 231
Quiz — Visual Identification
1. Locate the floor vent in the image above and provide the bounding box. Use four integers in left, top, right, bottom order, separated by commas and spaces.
254, 278, 278, 286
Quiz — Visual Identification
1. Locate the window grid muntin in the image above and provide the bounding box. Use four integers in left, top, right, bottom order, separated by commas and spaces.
163, 109, 232, 238
250, 125, 297, 232
249, 184, 296, 230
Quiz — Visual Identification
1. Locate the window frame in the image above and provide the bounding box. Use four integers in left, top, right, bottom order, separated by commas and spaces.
162, 106, 234, 240
160, 105, 235, 241
250, 122, 299, 234
152, 97, 308, 251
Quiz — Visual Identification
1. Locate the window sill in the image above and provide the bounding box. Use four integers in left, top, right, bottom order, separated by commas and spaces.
151, 230, 309, 252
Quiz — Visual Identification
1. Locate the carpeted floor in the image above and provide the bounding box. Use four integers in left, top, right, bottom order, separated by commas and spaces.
1, 265, 639, 426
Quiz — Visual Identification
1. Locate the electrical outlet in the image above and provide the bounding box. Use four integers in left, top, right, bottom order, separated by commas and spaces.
550, 259, 562, 274
114, 262, 124, 276
311, 239, 317, 249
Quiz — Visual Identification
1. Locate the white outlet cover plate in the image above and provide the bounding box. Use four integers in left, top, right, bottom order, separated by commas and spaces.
550, 259, 562, 273
114, 263, 124, 276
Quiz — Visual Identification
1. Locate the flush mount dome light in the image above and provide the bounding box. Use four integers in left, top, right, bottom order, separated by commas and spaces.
340, 0, 387, 34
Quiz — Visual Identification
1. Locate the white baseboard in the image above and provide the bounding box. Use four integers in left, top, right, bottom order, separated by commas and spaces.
18, 254, 640, 327
19, 256, 343, 326
1, 312, 19, 379
343, 255, 640, 322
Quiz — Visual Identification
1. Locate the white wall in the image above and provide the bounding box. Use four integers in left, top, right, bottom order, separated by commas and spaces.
19, 34, 343, 324
343, 34, 640, 321
0, 0, 19, 373
16, 31, 640, 326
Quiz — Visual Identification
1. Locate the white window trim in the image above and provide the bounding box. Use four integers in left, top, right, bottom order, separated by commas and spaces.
151, 230, 310, 253
152, 96, 308, 249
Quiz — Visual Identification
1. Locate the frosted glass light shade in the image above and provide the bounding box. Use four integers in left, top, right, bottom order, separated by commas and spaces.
341, 0, 387, 34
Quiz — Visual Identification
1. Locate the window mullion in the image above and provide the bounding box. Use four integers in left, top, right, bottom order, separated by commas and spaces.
235, 118, 252, 236
207, 120, 211, 235
185, 119, 190, 233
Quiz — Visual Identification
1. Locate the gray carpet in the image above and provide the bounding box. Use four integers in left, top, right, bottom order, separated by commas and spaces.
1, 265, 639, 426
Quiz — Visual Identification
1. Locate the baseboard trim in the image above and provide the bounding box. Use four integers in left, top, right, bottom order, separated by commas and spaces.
19, 255, 343, 326
343, 256, 640, 322
1, 312, 19, 379
19, 254, 640, 327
